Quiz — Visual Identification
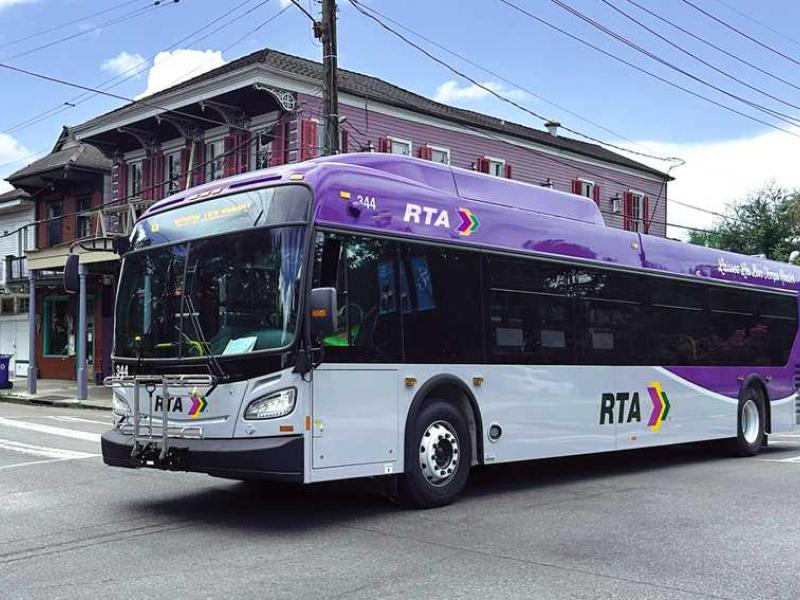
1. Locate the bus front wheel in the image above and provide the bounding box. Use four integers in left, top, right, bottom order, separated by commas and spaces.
729, 385, 765, 457
399, 400, 471, 509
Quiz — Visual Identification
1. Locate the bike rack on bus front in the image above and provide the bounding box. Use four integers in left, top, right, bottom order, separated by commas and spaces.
104, 374, 216, 462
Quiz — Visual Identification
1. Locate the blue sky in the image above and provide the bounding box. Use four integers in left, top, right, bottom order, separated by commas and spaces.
3, 0, 800, 231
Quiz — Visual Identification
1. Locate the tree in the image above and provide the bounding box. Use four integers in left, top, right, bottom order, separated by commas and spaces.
687, 182, 800, 261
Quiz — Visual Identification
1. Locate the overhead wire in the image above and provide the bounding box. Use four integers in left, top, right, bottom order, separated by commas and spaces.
3, 0, 180, 63
352, 2, 672, 163
547, 0, 800, 130
347, 0, 680, 163
619, 0, 800, 95
599, 0, 800, 116
679, 0, 800, 70
495, 0, 800, 140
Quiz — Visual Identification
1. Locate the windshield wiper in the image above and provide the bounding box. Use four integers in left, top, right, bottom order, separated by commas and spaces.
183, 294, 229, 381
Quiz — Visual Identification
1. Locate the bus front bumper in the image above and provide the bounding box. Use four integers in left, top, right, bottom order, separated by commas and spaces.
101, 430, 304, 483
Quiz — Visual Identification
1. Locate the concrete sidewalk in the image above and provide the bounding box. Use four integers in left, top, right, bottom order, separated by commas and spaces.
0, 377, 112, 410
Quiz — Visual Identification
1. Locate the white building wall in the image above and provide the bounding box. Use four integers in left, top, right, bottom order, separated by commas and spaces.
0, 204, 35, 284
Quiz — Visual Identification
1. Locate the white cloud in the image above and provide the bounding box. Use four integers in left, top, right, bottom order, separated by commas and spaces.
137, 49, 226, 99
101, 51, 146, 78
629, 127, 800, 238
0, 133, 34, 192
433, 80, 527, 104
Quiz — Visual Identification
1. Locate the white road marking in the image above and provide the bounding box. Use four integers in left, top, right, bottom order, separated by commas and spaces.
47, 415, 109, 426
0, 455, 100, 472
0, 439, 96, 460
0, 417, 101, 443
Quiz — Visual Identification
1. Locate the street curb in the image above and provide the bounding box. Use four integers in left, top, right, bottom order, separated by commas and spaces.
0, 395, 112, 412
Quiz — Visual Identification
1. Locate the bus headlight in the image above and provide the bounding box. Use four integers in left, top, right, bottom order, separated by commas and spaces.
244, 388, 296, 420
112, 392, 131, 417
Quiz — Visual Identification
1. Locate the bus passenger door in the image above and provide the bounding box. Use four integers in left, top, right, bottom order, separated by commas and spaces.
310, 233, 403, 471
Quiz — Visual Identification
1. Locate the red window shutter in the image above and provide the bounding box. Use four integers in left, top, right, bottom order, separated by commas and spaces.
592, 184, 600, 205
623, 192, 634, 231
153, 152, 165, 200
504, 164, 513, 179
418, 145, 432, 160
194, 141, 206, 185
178, 146, 189, 190
271, 122, 286, 166
223, 135, 236, 177
477, 157, 490, 173
141, 157, 152, 201
572, 179, 581, 195
114, 160, 127, 202
341, 129, 350, 153
643, 195, 651, 233
377, 136, 390, 153
300, 119, 318, 161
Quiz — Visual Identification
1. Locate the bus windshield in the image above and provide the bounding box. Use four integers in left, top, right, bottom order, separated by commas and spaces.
114, 186, 308, 359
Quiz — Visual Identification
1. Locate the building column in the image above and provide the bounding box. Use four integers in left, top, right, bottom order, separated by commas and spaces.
26, 269, 36, 395
77, 263, 88, 401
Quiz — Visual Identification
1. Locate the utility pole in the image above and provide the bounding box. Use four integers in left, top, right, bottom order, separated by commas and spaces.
318, 0, 340, 155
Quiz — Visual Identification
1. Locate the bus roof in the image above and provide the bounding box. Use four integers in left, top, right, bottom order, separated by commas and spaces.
144, 153, 800, 294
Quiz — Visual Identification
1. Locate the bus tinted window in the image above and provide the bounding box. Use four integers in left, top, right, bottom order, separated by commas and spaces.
649, 278, 711, 365
400, 244, 483, 363
486, 257, 574, 364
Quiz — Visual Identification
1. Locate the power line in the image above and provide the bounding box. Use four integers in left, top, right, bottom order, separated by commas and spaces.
0, 0, 146, 50
680, 0, 800, 70
495, 0, 800, 140
620, 0, 800, 95
285, 0, 316, 23
0, 0, 259, 137
710, 0, 800, 52
347, 0, 679, 163
352, 2, 675, 164
548, 0, 800, 129
600, 0, 800, 116
4, 1, 179, 63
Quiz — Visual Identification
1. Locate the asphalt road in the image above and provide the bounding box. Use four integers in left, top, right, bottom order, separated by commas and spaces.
2, 401, 800, 600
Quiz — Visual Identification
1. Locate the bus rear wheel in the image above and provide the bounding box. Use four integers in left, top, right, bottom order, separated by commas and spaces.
729, 385, 765, 457
399, 400, 471, 508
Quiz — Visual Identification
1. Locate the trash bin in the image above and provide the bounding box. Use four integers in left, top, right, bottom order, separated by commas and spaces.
0, 355, 12, 390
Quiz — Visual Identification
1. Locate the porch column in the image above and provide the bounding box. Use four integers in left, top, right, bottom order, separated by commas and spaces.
77, 263, 88, 401
26, 269, 36, 395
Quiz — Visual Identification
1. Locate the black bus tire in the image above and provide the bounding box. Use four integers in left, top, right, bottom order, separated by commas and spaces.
399, 400, 471, 509
728, 385, 765, 457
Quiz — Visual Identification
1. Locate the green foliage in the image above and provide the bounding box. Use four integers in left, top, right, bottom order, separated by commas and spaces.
687, 182, 800, 261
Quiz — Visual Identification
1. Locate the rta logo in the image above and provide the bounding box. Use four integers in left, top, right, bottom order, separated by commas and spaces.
599, 392, 642, 425
599, 382, 671, 431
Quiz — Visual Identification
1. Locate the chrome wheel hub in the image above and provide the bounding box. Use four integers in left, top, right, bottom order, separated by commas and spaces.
741, 398, 760, 445
420, 420, 460, 487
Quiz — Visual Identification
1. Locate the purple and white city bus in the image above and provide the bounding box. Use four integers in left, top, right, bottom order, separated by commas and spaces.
102, 153, 799, 507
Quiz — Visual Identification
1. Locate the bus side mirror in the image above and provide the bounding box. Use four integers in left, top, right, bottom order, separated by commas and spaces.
310, 287, 337, 342
113, 236, 131, 256
64, 253, 79, 294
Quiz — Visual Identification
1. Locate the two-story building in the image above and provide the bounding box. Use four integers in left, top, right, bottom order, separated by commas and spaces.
7, 138, 113, 383
8, 47, 671, 382
0, 187, 36, 376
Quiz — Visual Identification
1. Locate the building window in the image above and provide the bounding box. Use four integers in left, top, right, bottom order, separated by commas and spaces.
487, 158, 505, 177
388, 137, 412, 156
165, 151, 182, 195
17, 297, 29, 314
205, 139, 225, 182
46, 200, 62, 246
577, 179, 594, 198
0, 297, 13, 314
253, 130, 272, 170
128, 161, 142, 200
75, 195, 92, 240
430, 145, 450, 165
44, 297, 70, 357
